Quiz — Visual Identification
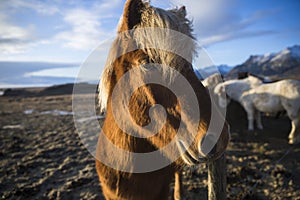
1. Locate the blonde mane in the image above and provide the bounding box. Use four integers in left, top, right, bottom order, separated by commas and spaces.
98, 3, 197, 114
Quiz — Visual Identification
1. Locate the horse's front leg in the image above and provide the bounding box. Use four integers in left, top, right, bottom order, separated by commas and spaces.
174, 171, 185, 200
289, 118, 300, 144
243, 103, 254, 131
255, 110, 263, 130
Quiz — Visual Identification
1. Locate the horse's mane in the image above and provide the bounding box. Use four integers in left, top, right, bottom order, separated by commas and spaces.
133, 5, 197, 67
98, 3, 197, 114
246, 75, 263, 87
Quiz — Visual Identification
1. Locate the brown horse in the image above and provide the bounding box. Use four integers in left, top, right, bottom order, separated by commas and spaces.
96, 0, 230, 199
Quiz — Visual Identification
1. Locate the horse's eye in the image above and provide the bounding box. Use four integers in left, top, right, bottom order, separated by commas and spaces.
140, 59, 148, 65
141, 63, 155, 71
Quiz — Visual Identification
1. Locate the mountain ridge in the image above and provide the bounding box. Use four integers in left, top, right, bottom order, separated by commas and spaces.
226, 45, 300, 81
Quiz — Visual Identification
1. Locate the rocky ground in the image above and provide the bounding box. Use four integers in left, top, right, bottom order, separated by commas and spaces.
0, 95, 299, 200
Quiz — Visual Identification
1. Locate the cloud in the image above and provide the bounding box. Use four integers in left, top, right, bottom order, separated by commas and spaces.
0, 13, 35, 54
0, 0, 118, 54
0, 0, 60, 54
55, 1, 122, 50
94, 0, 123, 10
0, 17, 50, 55
24, 66, 80, 78
200, 30, 276, 46
171, 0, 276, 46
7, 0, 59, 15
55, 9, 109, 50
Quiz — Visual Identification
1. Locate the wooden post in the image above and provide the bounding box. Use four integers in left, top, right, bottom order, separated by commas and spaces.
208, 154, 227, 200
174, 171, 184, 200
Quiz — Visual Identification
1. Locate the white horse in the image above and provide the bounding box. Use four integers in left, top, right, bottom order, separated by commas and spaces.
214, 76, 263, 130
214, 75, 262, 107
241, 79, 300, 144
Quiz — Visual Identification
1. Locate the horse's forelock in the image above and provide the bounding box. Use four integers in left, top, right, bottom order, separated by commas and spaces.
98, 3, 197, 114
134, 5, 196, 79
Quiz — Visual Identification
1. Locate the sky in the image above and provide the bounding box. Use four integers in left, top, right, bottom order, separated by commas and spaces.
0, 0, 300, 87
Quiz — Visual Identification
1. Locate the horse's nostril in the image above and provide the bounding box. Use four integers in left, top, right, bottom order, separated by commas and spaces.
200, 137, 217, 157
199, 132, 219, 157
208, 144, 217, 157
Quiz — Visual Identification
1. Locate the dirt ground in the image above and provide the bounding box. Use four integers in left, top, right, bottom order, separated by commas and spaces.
0, 95, 299, 200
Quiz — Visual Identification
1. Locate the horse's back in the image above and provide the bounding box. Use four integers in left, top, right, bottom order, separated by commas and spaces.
251, 79, 300, 96
251, 79, 300, 115
280, 79, 300, 98
251, 92, 283, 113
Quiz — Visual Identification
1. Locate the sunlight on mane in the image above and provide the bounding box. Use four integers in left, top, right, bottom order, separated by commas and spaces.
98, 3, 197, 114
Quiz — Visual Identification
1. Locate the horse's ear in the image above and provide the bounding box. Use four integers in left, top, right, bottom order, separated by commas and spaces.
118, 0, 146, 32
215, 84, 225, 94
177, 6, 187, 17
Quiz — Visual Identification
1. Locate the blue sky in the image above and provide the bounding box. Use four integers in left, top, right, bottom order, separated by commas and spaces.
0, 0, 300, 87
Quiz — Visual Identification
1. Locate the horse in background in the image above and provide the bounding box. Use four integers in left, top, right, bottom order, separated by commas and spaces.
241, 79, 300, 144
214, 75, 263, 130
201, 73, 223, 91
96, 0, 230, 199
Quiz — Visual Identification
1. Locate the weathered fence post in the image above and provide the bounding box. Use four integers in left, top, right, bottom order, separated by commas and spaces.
208, 153, 227, 200
174, 171, 184, 200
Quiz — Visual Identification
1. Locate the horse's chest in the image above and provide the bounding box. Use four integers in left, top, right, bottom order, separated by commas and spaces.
252, 93, 283, 113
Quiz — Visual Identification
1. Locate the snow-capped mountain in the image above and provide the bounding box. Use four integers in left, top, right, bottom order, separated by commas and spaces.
194, 64, 233, 79
226, 45, 300, 80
